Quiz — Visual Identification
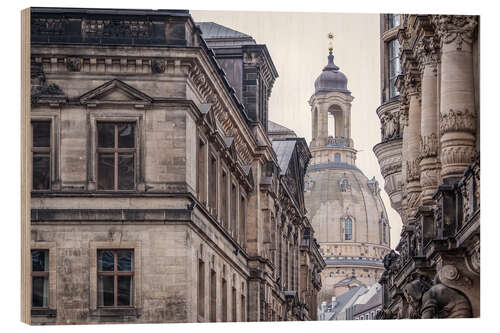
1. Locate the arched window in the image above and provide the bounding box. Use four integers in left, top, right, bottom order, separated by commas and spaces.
334, 153, 341, 163
344, 217, 353, 240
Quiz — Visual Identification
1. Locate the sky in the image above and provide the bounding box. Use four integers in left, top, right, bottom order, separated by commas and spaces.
191, 10, 402, 248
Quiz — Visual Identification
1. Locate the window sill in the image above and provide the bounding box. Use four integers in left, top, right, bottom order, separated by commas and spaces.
90, 307, 138, 317
31, 308, 57, 317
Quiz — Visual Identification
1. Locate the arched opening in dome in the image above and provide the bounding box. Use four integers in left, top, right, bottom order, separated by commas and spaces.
327, 104, 345, 139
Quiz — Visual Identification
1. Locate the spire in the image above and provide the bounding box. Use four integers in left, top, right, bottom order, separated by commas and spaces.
325, 32, 339, 71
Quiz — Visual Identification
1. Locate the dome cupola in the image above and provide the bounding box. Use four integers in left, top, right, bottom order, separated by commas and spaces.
314, 51, 350, 94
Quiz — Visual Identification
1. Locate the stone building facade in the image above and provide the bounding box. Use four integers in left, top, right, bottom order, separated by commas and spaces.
303, 48, 391, 306
374, 14, 480, 319
28, 8, 324, 325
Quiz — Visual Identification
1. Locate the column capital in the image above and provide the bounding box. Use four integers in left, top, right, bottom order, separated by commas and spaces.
432, 15, 478, 51
416, 35, 440, 72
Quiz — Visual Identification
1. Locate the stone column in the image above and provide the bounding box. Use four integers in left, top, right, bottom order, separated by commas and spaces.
404, 72, 422, 220
398, 98, 410, 225
417, 36, 441, 204
434, 15, 478, 182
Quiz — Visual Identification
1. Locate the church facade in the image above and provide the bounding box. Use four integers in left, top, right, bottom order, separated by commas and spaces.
374, 14, 480, 319
303, 46, 391, 305
28, 8, 324, 324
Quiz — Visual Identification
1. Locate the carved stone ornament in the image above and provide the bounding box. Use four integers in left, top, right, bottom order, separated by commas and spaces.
420, 133, 439, 158
416, 36, 440, 71
440, 146, 476, 167
66, 57, 82, 72
406, 158, 421, 182
151, 59, 166, 74
440, 108, 476, 134
381, 111, 401, 142
433, 15, 478, 51
438, 265, 472, 289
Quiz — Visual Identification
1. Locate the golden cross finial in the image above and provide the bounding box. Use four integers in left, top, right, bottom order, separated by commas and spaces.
328, 32, 334, 52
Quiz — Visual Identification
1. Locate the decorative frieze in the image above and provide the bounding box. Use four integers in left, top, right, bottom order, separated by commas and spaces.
82, 19, 153, 38
406, 158, 421, 182
419, 133, 438, 159
440, 145, 476, 167
439, 108, 476, 134
433, 15, 478, 51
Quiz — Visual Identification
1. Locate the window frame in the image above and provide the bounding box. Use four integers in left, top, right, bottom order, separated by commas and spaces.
31, 249, 50, 309
344, 216, 353, 241
96, 249, 135, 308
388, 38, 401, 99
30, 242, 57, 313
89, 241, 141, 311
31, 121, 52, 191
96, 121, 137, 192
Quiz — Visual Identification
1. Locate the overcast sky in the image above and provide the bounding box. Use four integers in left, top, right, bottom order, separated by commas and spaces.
191, 10, 402, 248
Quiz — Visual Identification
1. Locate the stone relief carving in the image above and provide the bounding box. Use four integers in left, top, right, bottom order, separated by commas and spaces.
82, 19, 153, 38
440, 108, 476, 134
402, 267, 473, 319
440, 146, 476, 167
66, 57, 82, 72
433, 15, 478, 51
420, 168, 439, 188
420, 133, 438, 158
381, 111, 401, 142
151, 59, 166, 74
406, 158, 421, 182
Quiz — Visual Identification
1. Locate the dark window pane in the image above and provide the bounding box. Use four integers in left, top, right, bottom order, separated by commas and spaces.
33, 154, 50, 190
32, 276, 49, 307
97, 123, 115, 148
32, 122, 50, 147
117, 251, 133, 271
118, 153, 134, 190
118, 123, 135, 148
98, 153, 115, 190
98, 251, 115, 271
98, 275, 115, 306
32, 250, 49, 271
117, 275, 133, 306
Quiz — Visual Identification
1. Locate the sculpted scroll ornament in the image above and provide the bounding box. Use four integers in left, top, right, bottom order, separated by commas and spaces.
433, 15, 478, 51
416, 36, 440, 71
440, 108, 476, 134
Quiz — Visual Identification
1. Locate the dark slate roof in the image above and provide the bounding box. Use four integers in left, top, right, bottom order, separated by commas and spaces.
197, 22, 255, 42
328, 285, 364, 319
267, 120, 297, 138
272, 140, 296, 175
353, 287, 382, 315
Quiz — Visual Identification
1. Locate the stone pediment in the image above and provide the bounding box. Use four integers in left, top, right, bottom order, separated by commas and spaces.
79, 79, 152, 106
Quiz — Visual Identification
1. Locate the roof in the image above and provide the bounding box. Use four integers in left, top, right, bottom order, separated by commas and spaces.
272, 140, 296, 175
197, 22, 255, 44
268, 120, 296, 136
328, 285, 366, 319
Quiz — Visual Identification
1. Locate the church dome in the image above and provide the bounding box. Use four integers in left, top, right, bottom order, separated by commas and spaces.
314, 52, 350, 94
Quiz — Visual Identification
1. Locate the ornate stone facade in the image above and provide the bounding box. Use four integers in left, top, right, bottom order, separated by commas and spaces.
28, 8, 324, 325
374, 14, 480, 319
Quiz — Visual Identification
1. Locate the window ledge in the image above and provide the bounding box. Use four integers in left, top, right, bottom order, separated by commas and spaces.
90, 307, 138, 318
31, 308, 57, 317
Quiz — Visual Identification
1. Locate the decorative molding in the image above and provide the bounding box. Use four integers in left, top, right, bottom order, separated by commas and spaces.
151, 59, 166, 73
440, 146, 476, 167
439, 265, 472, 289
420, 133, 439, 158
433, 15, 478, 51
66, 57, 82, 72
440, 108, 476, 134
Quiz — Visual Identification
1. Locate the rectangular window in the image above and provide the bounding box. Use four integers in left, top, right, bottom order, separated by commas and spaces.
208, 155, 218, 216
240, 293, 246, 322
387, 14, 401, 30
231, 286, 236, 322
231, 183, 237, 237
221, 277, 227, 322
388, 39, 401, 98
221, 170, 228, 228
32, 121, 51, 190
198, 259, 205, 318
239, 195, 246, 247
97, 122, 136, 191
210, 269, 217, 322
31, 250, 49, 308
198, 139, 207, 205
97, 249, 134, 307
